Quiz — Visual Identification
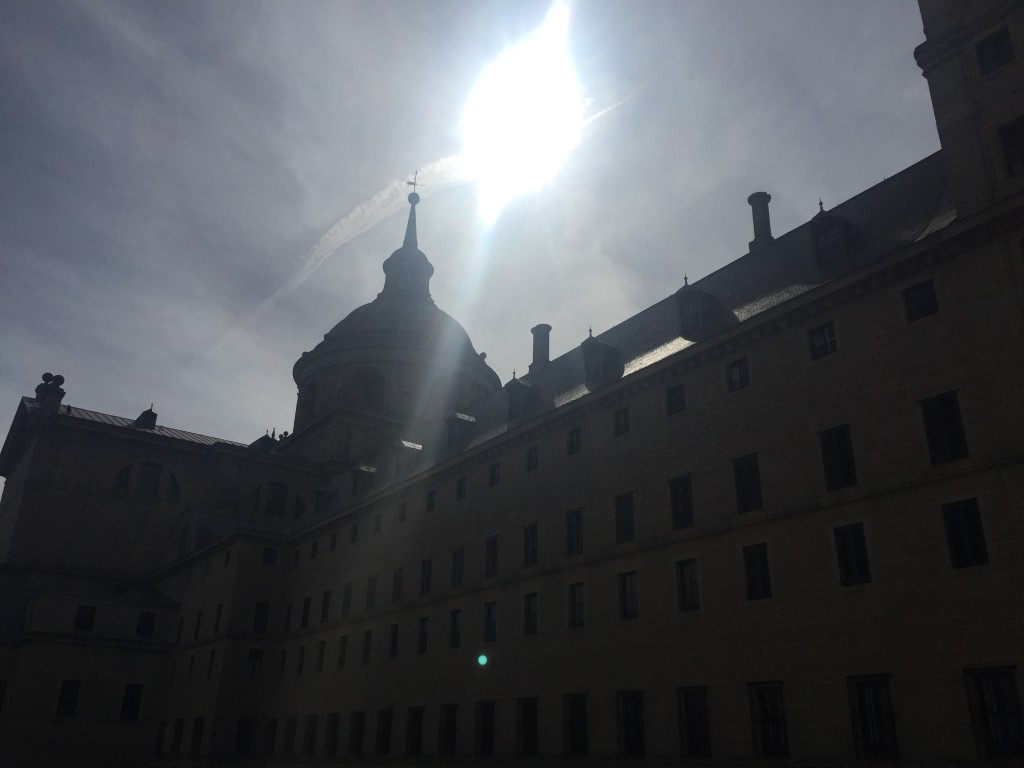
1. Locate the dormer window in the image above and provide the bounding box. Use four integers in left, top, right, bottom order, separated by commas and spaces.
680, 298, 702, 334
581, 335, 623, 390
811, 208, 857, 268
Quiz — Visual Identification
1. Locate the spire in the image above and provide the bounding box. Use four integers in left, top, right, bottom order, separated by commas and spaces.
404, 191, 420, 249
380, 176, 434, 299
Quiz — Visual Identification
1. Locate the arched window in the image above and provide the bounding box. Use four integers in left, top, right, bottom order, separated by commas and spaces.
136, 463, 161, 497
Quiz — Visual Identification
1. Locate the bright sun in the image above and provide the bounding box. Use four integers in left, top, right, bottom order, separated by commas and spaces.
461, 1, 584, 224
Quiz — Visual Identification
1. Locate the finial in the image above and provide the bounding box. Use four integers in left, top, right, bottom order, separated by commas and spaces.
150, 402, 154, 410
683, 274, 688, 286
818, 198, 824, 213
588, 326, 593, 338
403, 172, 420, 249
271, 427, 276, 439
512, 369, 517, 379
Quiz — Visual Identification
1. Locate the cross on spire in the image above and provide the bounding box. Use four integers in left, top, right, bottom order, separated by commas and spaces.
407, 170, 420, 194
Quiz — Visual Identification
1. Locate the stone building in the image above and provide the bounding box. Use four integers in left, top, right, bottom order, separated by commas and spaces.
1, 1, 1023, 765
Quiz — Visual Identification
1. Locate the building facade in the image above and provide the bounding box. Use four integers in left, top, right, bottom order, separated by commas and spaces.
1, 1, 1023, 765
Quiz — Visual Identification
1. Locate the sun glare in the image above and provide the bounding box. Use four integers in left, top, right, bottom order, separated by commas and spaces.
461, 1, 584, 224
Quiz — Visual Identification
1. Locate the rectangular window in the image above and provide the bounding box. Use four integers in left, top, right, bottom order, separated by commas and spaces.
455, 477, 468, 501
349, 711, 366, 755
392, 567, 404, 602
398, 502, 408, 523
749, 682, 789, 757
563, 694, 588, 755
943, 498, 989, 567
405, 706, 424, 755
670, 474, 694, 529
484, 535, 499, 579
665, 383, 686, 415
678, 687, 711, 757
341, 583, 352, 617
376, 709, 393, 755
74, 605, 96, 632
261, 547, 278, 565
365, 576, 377, 610
193, 611, 202, 640
350, 522, 358, 543
744, 543, 772, 600
373, 513, 381, 533
677, 558, 700, 610
618, 571, 638, 620
518, 698, 539, 755
321, 590, 331, 623
727, 358, 749, 391
820, 424, 857, 490
246, 648, 263, 678
337, 635, 348, 668
360, 629, 372, 664
171, 719, 184, 754
213, 603, 223, 634
613, 407, 631, 436
449, 609, 462, 648
56, 679, 81, 717
207, 648, 216, 677
120, 683, 143, 721
283, 717, 297, 755
302, 714, 318, 756
417, 617, 428, 654
324, 713, 340, 756
451, 546, 465, 588
252, 602, 269, 634
964, 667, 1023, 757
425, 490, 437, 512
977, 26, 1015, 76
310, 540, 318, 559
523, 523, 538, 566
566, 428, 582, 455
835, 523, 872, 585
525, 445, 539, 471
190, 717, 205, 755
568, 582, 585, 628
920, 391, 968, 464
566, 508, 583, 555
284, 603, 293, 633
329, 533, 337, 551
848, 675, 898, 758
483, 601, 498, 642
733, 453, 763, 513
615, 492, 635, 543
488, 463, 500, 487
316, 639, 325, 671
420, 558, 432, 594
296, 644, 305, 675
388, 623, 400, 659
808, 321, 837, 359
438, 704, 458, 755
1002, 116, 1024, 177
617, 691, 645, 756
523, 592, 538, 636
475, 701, 496, 755
135, 611, 156, 637
263, 717, 278, 756
301, 597, 310, 629
188, 654, 195, 680
278, 650, 286, 677
903, 279, 938, 321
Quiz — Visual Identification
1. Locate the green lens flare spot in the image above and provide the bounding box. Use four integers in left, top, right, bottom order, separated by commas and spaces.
477, 654, 488, 666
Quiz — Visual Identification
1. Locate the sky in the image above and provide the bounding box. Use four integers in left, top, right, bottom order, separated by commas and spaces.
0, 0, 939, 460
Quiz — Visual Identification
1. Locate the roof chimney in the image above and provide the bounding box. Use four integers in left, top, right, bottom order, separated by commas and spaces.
529, 324, 552, 373
747, 192, 774, 252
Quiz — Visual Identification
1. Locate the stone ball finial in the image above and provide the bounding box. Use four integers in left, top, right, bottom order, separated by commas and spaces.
41, 372, 53, 383
52, 375, 65, 386
408, 191, 420, 206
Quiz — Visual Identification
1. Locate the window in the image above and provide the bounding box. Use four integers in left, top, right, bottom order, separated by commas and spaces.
678, 687, 711, 757
300, 597, 310, 629
261, 547, 278, 565
677, 559, 700, 611
525, 445, 539, 472
341, 583, 352, 617
292, 549, 299, 565
903, 279, 938, 322
302, 714, 318, 756
835, 523, 872, 585
476, 701, 496, 755
617, 691, 645, 756
420, 558, 432, 594
350, 522, 358, 543
615, 491, 635, 543
316, 639, 325, 671
171, 719, 184, 754
820, 424, 857, 490
518, 698, 539, 755
213, 604, 222, 634
373, 513, 381, 533
523, 592, 538, 636
451, 546, 465, 588
807, 321, 837, 359
568, 582, 585, 627
136, 611, 156, 637
943, 498, 989, 567
1000, 116, 1024, 178
56, 679, 81, 717
120, 683, 143, 721
389, 623, 400, 659
564, 694, 588, 755
613, 407, 631, 436
235, 718, 255, 756
278, 650, 286, 677
665, 383, 686, 415
523, 523, 538, 567
438, 704, 458, 755
425, 490, 437, 512
365, 575, 377, 610
246, 649, 263, 678
73, 604, 96, 632
398, 502, 407, 523
488, 463, 500, 487
848, 675, 898, 757
727, 358, 749, 391
295, 645, 305, 675
207, 648, 216, 677
749, 682, 788, 756
265, 481, 287, 515
360, 629, 372, 663
744, 543, 772, 600
113, 465, 131, 491
309, 540, 318, 559
566, 428, 582, 455
483, 601, 498, 642
405, 707, 424, 755
455, 477, 467, 500
964, 667, 1023, 757
349, 711, 366, 755
193, 611, 202, 640
190, 717, 205, 755
670, 474, 694, 529
618, 571, 638, 620
920, 391, 968, 463
337, 635, 348, 668
252, 602, 269, 634
566, 508, 583, 555
282, 716, 297, 755
449, 609, 462, 648
484, 535, 499, 579
263, 717, 278, 756
417, 617, 428, 654
977, 26, 1015, 76
324, 713, 340, 756
376, 709, 393, 755
392, 567, 404, 602
320, 590, 331, 623
733, 453, 763, 512
137, 463, 162, 497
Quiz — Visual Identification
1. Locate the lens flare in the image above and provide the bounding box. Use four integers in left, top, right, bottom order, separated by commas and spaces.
477, 654, 488, 666
461, 1, 584, 224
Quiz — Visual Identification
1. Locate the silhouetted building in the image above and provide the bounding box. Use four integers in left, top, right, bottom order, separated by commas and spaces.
1, 1, 1023, 765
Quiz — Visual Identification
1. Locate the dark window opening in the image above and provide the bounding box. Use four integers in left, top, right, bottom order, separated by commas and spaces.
670, 474, 694, 528
392, 567, 403, 602
405, 707, 424, 755
566, 428, 582, 455
750, 682, 788, 757
475, 701, 496, 755
451, 546, 465, 588
417, 617, 428, 654
135, 611, 156, 637
921, 391, 968, 464
564, 694, 588, 755
518, 698, 539, 755
849, 675, 898, 758
376, 709, 393, 755
523, 523, 538, 567
903, 279, 939, 322
425, 490, 437, 512
566, 508, 583, 555
420, 558, 432, 594
324, 714, 339, 756
483, 601, 498, 642
808, 321, 837, 359
488, 462, 500, 487
137, 462, 161, 497
820, 424, 857, 490
727, 358, 749, 391
120, 683, 143, 721
449, 609, 462, 648
835, 522, 872, 585
360, 629, 372, 664
617, 691, 645, 756
349, 711, 366, 755
73, 604, 96, 632
438, 704, 458, 755
615, 491, 635, 543
365, 575, 376, 610
568, 582, 585, 627
943, 498, 989, 567
56, 679, 81, 717
677, 558, 700, 611
455, 476, 467, 500
302, 715, 317, 756
262, 547, 278, 565
523, 592, 538, 636
613, 407, 631, 436
619, 571, 638, 620
733, 453, 763, 513
266, 482, 288, 515
678, 687, 711, 757
977, 26, 1015, 76
744, 543, 772, 600
965, 667, 1023, 757
484, 535, 499, 579
999, 115, 1024, 178
526, 445, 539, 471
666, 383, 686, 415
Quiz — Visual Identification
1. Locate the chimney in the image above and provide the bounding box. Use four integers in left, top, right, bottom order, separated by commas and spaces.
529, 324, 552, 373
747, 192, 774, 252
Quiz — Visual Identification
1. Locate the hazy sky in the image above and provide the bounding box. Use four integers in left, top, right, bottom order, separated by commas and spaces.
0, 0, 939, 456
